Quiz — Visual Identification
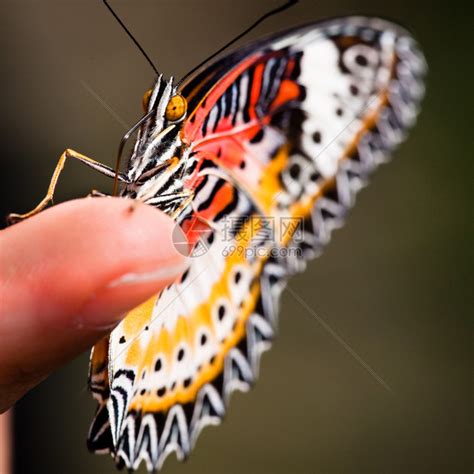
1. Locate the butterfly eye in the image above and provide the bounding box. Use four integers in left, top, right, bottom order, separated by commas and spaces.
142, 88, 153, 112
165, 94, 187, 122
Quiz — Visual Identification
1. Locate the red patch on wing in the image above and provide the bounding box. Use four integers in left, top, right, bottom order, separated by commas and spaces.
183, 54, 262, 142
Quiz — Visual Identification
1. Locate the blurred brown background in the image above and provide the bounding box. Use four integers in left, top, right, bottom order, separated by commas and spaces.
0, 1, 471, 473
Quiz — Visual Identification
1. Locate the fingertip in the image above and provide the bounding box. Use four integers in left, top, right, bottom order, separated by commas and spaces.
1, 197, 189, 344
0, 198, 192, 409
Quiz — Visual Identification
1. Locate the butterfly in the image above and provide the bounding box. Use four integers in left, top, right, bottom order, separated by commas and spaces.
11, 10, 426, 472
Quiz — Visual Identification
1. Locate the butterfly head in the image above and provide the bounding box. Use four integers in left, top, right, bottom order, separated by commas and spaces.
142, 75, 188, 123
143, 87, 187, 123
140, 75, 188, 129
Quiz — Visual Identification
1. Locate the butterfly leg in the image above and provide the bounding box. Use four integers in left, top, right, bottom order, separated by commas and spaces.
7, 148, 129, 225
169, 191, 194, 219
144, 190, 194, 220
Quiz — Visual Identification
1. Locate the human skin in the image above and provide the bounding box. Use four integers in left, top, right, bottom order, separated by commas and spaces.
0, 411, 10, 473
0, 197, 188, 412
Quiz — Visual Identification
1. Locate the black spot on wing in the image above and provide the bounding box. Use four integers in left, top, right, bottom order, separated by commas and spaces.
250, 129, 264, 144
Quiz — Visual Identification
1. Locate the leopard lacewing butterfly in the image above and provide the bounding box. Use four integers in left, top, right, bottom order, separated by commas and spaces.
10, 3, 427, 471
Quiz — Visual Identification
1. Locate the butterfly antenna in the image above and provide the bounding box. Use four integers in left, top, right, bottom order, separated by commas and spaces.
102, 0, 159, 76
178, 0, 298, 87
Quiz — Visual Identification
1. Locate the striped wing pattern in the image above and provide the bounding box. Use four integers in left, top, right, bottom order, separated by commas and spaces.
87, 17, 426, 471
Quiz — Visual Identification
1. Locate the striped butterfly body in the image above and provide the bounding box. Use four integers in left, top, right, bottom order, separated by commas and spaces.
87, 16, 426, 471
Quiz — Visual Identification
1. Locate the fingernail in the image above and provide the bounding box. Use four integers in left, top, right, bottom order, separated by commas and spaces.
107, 261, 189, 287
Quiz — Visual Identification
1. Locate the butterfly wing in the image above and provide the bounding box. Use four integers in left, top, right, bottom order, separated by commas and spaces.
88, 16, 426, 471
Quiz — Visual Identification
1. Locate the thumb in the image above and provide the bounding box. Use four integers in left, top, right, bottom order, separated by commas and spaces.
0, 197, 188, 411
